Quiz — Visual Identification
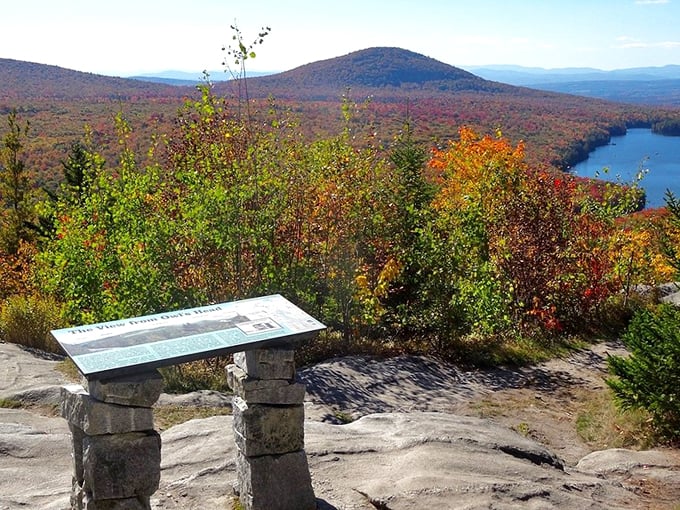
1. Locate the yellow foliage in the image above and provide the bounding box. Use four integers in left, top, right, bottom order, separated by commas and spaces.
430, 126, 527, 215
354, 257, 403, 324
611, 221, 676, 287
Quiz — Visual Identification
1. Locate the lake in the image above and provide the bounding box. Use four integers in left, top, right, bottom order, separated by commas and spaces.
570, 128, 680, 208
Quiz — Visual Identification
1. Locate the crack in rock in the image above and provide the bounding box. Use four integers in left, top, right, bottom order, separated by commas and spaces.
498, 443, 565, 470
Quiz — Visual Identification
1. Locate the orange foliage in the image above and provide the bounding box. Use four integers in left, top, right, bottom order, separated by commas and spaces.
426, 126, 622, 332
0, 241, 36, 299
430, 127, 527, 214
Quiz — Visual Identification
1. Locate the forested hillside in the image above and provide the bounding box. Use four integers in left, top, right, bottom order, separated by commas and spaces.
0, 58, 187, 100
3, 48, 679, 192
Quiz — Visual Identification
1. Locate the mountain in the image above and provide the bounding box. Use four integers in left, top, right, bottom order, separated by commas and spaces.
465, 64, 680, 86
0, 58, 186, 100
215, 47, 515, 99
0, 49, 675, 188
128, 70, 277, 87
465, 64, 680, 105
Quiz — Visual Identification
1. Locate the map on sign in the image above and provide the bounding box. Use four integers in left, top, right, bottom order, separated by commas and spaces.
51, 294, 326, 380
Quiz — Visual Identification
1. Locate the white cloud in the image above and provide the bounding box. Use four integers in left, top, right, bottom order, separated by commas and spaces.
615, 40, 680, 48
634, 0, 670, 4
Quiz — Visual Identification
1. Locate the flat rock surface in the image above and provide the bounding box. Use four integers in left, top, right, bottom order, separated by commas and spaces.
0, 340, 679, 509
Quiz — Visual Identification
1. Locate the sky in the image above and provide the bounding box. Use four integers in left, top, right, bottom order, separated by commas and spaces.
2, 0, 680, 78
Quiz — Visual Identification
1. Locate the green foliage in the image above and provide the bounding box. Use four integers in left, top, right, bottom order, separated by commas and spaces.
0, 398, 22, 409
605, 191, 680, 443
0, 293, 65, 353
29, 82, 659, 370
662, 190, 680, 276
221, 23, 271, 126
33, 136, 105, 245
607, 304, 680, 441
61, 139, 103, 203
222, 24, 271, 71
37, 139, 187, 324
37, 87, 393, 341
0, 110, 35, 254
380, 124, 435, 330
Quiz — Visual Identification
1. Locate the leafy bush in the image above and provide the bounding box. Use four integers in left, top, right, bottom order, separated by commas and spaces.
607, 304, 680, 441
389, 127, 619, 348
0, 293, 65, 353
0, 241, 37, 300
38, 89, 393, 342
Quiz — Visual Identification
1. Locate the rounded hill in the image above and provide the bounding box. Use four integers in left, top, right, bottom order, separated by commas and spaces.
230, 47, 513, 98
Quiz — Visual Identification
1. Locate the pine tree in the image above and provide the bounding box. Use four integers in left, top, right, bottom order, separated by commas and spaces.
0, 110, 33, 254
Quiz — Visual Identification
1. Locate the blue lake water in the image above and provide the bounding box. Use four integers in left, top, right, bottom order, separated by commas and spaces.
570, 128, 680, 208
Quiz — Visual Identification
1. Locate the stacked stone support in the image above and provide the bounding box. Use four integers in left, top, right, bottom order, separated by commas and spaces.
227, 347, 316, 510
61, 371, 164, 510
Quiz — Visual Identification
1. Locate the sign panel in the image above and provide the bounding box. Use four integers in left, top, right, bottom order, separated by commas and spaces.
51, 294, 326, 380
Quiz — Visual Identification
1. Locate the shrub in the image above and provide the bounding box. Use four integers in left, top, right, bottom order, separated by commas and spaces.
0, 293, 66, 354
606, 304, 680, 441
404, 127, 617, 343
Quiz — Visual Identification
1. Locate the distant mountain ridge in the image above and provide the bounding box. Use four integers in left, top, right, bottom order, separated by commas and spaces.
466, 64, 680, 85
466, 64, 680, 105
1, 49, 512, 101
128, 70, 275, 87
4, 52, 679, 106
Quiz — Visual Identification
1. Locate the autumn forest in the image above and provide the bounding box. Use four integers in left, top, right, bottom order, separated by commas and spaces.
1, 44, 680, 436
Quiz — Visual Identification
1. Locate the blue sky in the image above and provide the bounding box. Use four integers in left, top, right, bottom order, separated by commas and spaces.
2, 0, 679, 77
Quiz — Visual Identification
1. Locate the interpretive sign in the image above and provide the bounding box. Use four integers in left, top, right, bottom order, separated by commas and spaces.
51, 294, 326, 380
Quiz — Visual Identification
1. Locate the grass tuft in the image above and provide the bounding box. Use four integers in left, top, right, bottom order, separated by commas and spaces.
159, 357, 232, 394
576, 390, 656, 450
0, 398, 22, 409
0, 294, 66, 354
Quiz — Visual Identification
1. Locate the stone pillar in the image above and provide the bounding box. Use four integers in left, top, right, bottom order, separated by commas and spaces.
61, 371, 164, 510
227, 347, 316, 510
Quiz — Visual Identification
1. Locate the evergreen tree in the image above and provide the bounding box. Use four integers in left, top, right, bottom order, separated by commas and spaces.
662, 190, 680, 275
382, 121, 436, 335
61, 140, 102, 203
607, 304, 680, 440
0, 110, 33, 254
606, 190, 680, 441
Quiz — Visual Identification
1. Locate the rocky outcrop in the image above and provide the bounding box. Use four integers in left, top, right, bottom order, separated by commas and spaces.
157, 412, 680, 510
0, 341, 679, 509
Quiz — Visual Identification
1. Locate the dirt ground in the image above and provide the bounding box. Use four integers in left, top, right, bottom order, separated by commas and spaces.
453, 341, 629, 464
453, 341, 680, 509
